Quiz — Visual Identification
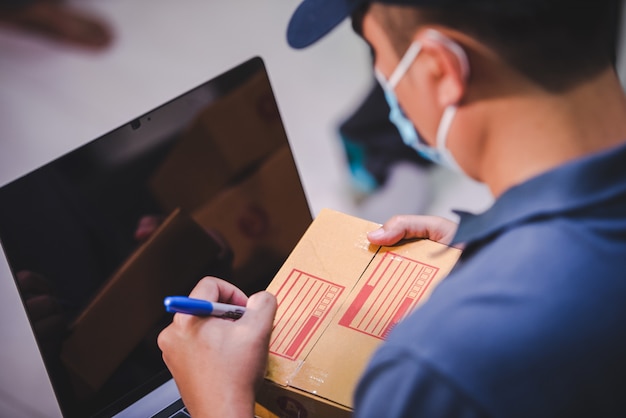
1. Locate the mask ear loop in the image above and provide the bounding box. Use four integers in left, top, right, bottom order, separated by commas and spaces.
424, 30, 470, 173
388, 41, 423, 88
436, 106, 462, 171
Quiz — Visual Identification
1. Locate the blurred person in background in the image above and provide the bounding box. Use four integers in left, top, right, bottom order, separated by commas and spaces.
0, 0, 112, 48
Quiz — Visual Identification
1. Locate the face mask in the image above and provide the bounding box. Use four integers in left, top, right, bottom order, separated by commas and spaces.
375, 30, 469, 172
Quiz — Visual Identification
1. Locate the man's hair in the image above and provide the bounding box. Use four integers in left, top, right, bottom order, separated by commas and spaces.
367, 1, 621, 92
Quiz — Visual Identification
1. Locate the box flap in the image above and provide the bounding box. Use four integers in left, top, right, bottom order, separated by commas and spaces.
265, 209, 378, 384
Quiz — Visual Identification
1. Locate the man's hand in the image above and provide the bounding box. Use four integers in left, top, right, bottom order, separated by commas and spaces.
158, 277, 277, 418
367, 215, 460, 247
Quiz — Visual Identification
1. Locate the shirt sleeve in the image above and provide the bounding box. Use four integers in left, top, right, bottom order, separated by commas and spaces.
354, 345, 490, 418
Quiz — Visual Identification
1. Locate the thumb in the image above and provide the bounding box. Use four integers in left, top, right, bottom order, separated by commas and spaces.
367, 225, 404, 246
367, 215, 458, 246
241, 291, 277, 334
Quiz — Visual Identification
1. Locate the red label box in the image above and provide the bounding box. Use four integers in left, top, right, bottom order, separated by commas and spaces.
339, 252, 439, 339
270, 269, 344, 360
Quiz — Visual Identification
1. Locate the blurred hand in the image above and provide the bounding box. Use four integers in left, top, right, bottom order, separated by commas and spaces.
158, 277, 277, 418
134, 214, 165, 242
0, 0, 113, 49
367, 214, 460, 248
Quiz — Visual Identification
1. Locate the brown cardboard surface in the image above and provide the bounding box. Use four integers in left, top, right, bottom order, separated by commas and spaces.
264, 209, 377, 386
258, 208, 461, 417
60, 208, 225, 392
258, 380, 351, 418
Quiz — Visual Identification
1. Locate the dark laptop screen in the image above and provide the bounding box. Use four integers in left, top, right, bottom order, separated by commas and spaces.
0, 57, 312, 417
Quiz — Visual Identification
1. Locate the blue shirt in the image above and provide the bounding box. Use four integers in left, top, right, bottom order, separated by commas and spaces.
354, 142, 626, 418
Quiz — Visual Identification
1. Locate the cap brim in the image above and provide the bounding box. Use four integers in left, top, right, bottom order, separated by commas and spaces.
287, 0, 360, 49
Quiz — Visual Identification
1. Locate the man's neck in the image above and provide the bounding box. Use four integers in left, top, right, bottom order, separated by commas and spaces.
478, 68, 626, 197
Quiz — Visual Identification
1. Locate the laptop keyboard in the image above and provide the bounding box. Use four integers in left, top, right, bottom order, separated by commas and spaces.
151, 398, 190, 418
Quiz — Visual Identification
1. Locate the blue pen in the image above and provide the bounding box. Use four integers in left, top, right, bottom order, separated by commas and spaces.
164, 296, 246, 320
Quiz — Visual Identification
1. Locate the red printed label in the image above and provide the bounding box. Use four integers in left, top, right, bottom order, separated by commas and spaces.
270, 269, 344, 360
339, 252, 439, 339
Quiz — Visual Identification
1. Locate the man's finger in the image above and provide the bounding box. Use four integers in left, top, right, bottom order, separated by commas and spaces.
367, 215, 458, 246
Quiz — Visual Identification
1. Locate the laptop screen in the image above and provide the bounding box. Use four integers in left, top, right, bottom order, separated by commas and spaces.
0, 56, 312, 418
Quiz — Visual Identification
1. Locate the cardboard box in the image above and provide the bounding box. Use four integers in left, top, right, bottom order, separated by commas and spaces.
257, 208, 462, 418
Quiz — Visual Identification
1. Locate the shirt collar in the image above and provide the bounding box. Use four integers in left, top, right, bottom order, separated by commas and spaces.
452, 141, 626, 245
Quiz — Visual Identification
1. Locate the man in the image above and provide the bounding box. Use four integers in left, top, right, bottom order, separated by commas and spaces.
157, 0, 626, 417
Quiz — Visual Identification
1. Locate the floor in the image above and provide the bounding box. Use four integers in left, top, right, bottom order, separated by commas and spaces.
0, 1, 624, 416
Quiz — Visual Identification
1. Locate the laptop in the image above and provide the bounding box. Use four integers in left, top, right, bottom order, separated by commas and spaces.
0, 56, 312, 418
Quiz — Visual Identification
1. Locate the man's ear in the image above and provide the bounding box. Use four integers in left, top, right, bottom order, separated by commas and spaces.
416, 30, 469, 107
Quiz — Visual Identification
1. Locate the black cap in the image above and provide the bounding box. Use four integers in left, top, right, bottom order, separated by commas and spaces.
286, 0, 550, 49
286, 0, 451, 49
